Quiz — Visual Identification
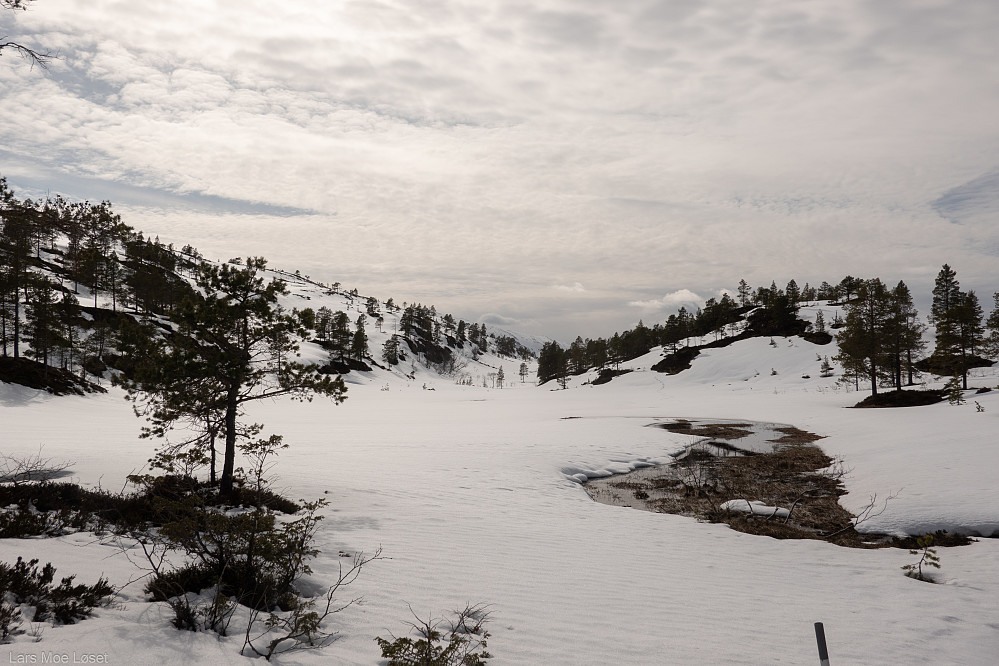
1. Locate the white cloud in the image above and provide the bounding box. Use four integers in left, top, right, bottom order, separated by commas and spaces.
480, 313, 519, 327
3, 0, 999, 340
629, 289, 704, 313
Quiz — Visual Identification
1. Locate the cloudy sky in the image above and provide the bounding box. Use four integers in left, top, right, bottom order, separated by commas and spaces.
2, 0, 998, 341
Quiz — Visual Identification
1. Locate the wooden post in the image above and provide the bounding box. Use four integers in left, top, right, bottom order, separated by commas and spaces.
814, 622, 830, 665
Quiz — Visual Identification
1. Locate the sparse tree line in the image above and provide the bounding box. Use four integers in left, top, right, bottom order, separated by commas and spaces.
836, 265, 998, 396
537, 279, 808, 385
379, 304, 533, 368
538, 270, 999, 394
0, 177, 202, 378
1, 177, 533, 390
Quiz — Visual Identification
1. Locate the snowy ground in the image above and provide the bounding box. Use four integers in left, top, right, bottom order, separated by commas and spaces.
2, 335, 999, 664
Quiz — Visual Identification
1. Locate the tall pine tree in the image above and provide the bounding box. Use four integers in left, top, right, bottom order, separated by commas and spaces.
930, 264, 961, 356
835, 278, 892, 396
886, 281, 925, 387
953, 290, 984, 389
985, 292, 999, 359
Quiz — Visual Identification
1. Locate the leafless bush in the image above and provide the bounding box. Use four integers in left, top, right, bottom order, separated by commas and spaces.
823, 490, 900, 540
0, 448, 73, 485
242, 548, 383, 661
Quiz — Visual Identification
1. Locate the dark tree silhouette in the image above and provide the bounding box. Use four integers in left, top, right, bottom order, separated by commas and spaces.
117, 258, 347, 494
1, 0, 53, 69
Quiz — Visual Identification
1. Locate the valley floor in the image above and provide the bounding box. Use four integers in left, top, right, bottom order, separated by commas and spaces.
2, 341, 998, 664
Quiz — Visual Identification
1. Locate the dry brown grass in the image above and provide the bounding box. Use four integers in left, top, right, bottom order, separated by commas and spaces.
586, 423, 974, 549
767, 426, 826, 445
660, 421, 755, 440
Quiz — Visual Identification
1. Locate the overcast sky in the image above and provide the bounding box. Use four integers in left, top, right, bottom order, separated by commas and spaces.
3, 0, 999, 342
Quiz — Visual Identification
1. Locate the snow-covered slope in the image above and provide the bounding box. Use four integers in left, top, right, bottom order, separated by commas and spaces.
261, 266, 539, 388
2, 284, 998, 664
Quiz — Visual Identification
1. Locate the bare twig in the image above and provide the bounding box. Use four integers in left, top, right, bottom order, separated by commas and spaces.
243, 547, 384, 660
2, 1, 53, 69
0, 40, 53, 69
823, 490, 901, 539
0, 447, 74, 484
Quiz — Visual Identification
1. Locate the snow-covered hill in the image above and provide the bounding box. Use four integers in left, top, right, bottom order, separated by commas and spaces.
246, 263, 542, 390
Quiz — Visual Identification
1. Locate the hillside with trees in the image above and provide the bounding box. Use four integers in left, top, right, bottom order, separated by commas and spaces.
0, 176, 536, 401
537, 270, 999, 402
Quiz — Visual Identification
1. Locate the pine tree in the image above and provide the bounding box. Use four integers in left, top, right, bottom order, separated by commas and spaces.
330, 311, 351, 361
24, 276, 64, 368
838, 276, 860, 302
985, 292, 999, 359
930, 263, 961, 359
930, 266, 983, 389
954, 290, 984, 389
351, 314, 368, 360
945, 375, 965, 405
885, 281, 926, 388
568, 336, 586, 374
0, 182, 34, 357
115, 258, 346, 495
537, 341, 567, 385
737, 279, 751, 307
298, 307, 316, 331
315, 306, 333, 341
56, 290, 82, 371
785, 279, 801, 303
835, 278, 892, 396
382, 335, 401, 365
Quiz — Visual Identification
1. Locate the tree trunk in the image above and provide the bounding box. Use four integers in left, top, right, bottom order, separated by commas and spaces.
960, 345, 969, 390
12, 290, 19, 358
207, 417, 217, 486
220, 383, 239, 496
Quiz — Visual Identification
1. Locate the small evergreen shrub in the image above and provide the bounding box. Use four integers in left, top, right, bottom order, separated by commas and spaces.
144, 563, 218, 602
902, 534, 942, 582
376, 604, 492, 666
146, 499, 326, 612
945, 376, 966, 405
0, 557, 114, 641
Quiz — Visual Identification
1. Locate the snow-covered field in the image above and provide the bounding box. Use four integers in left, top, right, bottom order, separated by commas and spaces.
3, 310, 999, 663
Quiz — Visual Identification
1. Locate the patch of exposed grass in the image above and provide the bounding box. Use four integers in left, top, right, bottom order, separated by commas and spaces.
767, 426, 825, 445
586, 425, 972, 550
659, 420, 755, 440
